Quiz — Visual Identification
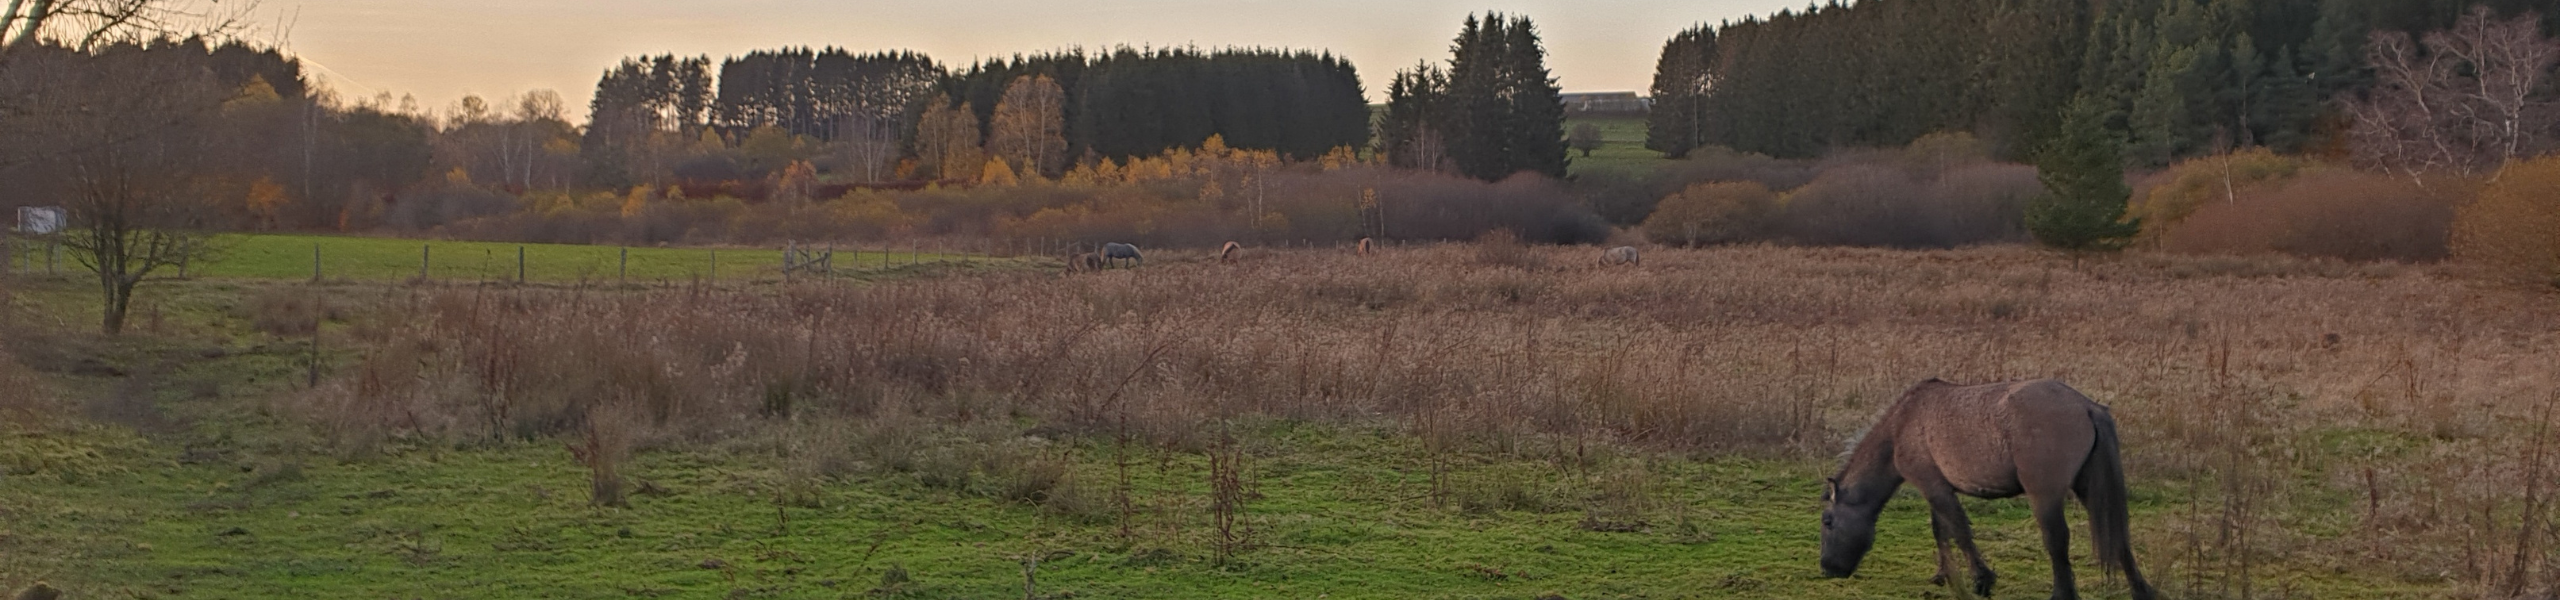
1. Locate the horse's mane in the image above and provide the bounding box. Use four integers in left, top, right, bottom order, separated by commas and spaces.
1839, 378, 1956, 458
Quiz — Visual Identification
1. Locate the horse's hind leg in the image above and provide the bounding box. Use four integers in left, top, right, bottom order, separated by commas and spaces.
2031, 492, 2079, 600
1916, 480, 1996, 596
1929, 512, 1955, 586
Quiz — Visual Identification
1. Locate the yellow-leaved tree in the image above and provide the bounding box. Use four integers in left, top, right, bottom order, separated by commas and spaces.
244, 176, 289, 231
988, 74, 1067, 179
915, 97, 984, 182
978, 157, 1020, 187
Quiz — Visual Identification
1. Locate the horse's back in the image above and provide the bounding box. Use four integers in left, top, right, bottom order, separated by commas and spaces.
1900, 379, 2100, 498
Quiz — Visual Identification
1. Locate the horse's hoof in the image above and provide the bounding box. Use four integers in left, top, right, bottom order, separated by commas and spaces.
1929, 573, 1947, 586
1972, 570, 1996, 597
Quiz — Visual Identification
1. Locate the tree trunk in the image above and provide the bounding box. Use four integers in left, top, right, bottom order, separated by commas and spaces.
99, 273, 133, 335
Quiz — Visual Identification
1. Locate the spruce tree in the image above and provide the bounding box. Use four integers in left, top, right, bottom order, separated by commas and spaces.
1646, 25, 1716, 158
1503, 17, 1568, 179
2029, 95, 2141, 252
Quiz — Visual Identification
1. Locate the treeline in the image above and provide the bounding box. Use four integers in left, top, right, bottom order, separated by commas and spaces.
576, 47, 1370, 187
0, 38, 477, 233
1649, 0, 2560, 164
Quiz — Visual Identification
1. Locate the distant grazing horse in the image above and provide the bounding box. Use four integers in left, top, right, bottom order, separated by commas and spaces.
1220, 241, 1242, 264
1102, 242, 1143, 268
1357, 237, 1374, 256
1821, 378, 2154, 600
1599, 246, 1640, 266
1064, 252, 1104, 274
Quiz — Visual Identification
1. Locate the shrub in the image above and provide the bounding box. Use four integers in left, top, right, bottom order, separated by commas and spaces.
1580, 146, 1820, 225
1642, 181, 1779, 246
2160, 169, 2457, 262
1921, 163, 2039, 245
2129, 149, 2312, 241
240, 287, 339, 337
2457, 156, 2560, 285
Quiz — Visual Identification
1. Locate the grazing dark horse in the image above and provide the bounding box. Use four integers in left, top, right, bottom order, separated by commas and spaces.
1219, 241, 1242, 264
1103, 242, 1142, 267
1821, 378, 2155, 600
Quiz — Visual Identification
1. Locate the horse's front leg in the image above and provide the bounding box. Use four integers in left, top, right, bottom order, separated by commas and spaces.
2031, 492, 2078, 600
1916, 481, 1996, 597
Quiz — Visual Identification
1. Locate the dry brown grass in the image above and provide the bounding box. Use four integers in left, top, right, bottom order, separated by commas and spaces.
307, 242, 2560, 593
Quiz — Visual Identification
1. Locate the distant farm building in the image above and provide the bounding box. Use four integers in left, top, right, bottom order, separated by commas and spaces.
1561, 92, 1649, 116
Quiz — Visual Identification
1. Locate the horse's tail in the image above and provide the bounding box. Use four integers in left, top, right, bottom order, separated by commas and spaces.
2080, 406, 2140, 580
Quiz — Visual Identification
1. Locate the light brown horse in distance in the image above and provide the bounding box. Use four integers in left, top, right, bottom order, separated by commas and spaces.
1599, 246, 1640, 266
1820, 378, 2154, 600
1356, 237, 1374, 256
1219, 241, 1242, 264
1063, 252, 1104, 274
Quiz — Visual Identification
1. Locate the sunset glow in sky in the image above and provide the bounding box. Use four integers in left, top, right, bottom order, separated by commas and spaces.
275, 0, 1807, 118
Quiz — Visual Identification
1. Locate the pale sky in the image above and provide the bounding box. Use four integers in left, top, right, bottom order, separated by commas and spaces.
272, 0, 1806, 120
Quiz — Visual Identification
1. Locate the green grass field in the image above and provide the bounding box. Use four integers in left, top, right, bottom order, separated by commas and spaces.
1567, 115, 1667, 178
8, 234, 996, 284
0, 264, 2436, 599
0, 278, 2189, 600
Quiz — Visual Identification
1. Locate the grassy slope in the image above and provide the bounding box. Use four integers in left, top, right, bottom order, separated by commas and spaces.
1567, 116, 1664, 179
0, 262, 2436, 599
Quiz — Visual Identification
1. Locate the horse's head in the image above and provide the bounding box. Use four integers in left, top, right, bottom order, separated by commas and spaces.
1817, 474, 1879, 578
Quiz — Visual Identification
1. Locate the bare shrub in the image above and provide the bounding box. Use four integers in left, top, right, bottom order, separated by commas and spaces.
240, 286, 339, 337
2457, 155, 2560, 286
1774, 161, 2033, 249
2159, 169, 2459, 262
567, 403, 644, 508
1471, 229, 1542, 270
1642, 181, 1779, 246
1778, 165, 1931, 247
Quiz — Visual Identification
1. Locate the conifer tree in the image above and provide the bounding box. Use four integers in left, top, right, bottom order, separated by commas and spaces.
1647, 24, 1717, 158
2029, 96, 2142, 252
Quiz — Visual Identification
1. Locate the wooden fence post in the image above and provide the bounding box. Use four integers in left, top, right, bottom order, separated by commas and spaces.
517, 246, 526, 284
312, 243, 322, 282
619, 247, 628, 284
420, 244, 430, 281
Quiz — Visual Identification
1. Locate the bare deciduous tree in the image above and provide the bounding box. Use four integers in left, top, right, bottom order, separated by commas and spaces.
0, 0, 251, 56
829, 112, 901, 184
2348, 7, 2559, 183
8, 46, 231, 334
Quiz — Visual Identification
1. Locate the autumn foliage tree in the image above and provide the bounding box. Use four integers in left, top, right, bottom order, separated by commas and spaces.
915, 97, 984, 182
988, 74, 1067, 179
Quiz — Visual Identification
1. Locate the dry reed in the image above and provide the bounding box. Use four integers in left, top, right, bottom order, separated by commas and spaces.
305, 242, 2560, 591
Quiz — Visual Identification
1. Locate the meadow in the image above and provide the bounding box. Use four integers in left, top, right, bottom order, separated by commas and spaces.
2, 239, 2554, 599
1566, 116, 1663, 178
6, 234, 995, 284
